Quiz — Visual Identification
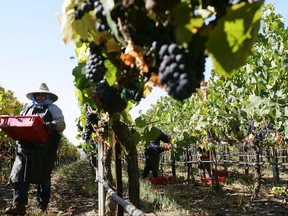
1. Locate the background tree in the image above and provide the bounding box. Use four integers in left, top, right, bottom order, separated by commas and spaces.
0, 86, 23, 176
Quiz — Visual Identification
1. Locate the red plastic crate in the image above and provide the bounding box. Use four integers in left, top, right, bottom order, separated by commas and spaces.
201, 177, 226, 184
0, 115, 49, 143
148, 176, 173, 185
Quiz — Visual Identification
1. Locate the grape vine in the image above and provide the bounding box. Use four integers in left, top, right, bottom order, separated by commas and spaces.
64, 0, 264, 107
61, 0, 265, 205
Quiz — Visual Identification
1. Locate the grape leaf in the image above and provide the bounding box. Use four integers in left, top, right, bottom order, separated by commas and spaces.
207, 1, 263, 76
60, 9, 76, 43
172, 2, 190, 25
175, 26, 192, 45
131, 131, 141, 144
60, 0, 97, 44
75, 41, 88, 63
143, 126, 160, 144
104, 60, 118, 86
135, 117, 147, 128
172, 2, 193, 45
72, 14, 97, 41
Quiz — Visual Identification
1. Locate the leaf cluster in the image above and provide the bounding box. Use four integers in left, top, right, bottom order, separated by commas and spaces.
140, 3, 288, 157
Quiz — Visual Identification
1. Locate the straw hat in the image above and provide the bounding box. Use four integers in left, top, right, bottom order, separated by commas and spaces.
26, 83, 58, 102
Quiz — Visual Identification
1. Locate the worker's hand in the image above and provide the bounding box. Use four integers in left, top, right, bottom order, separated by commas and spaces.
44, 121, 57, 131
164, 144, 172, 151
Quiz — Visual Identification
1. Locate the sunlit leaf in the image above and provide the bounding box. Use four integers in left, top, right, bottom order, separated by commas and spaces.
104, 60, 118, 86
75, 42, 88, 63
60, 8, 76, 44
207, 1, 263, 76
72, 14, 96, 41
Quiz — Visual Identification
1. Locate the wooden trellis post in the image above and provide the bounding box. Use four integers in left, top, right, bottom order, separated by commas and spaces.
98, 141, 105, 215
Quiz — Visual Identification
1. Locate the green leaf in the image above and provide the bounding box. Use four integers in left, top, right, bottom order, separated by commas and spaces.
73, 13, 97, 40
60, 6, 76, 44
131, 131, 141, 145
109, 113, 120, 126
186, 17, 205, 32
118, 103, 134, 124
104, 60, 118, 86
135, 117, 147, 128
172, 2, 190, 25
75, 41, 88, 63
240, 110, 247, 119
72, 63, 92, 90
148, 127, 160, 140
207, 1, 263, 76
284, 107, 288, 118
61, 4, 97, 44
106, 37, 121, 53
172, 2, 193, 45
175, 26, 192, 45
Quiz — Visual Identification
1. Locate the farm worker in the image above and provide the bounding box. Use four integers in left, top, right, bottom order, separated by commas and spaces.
142, 128, 172, 179
197, 146, 211, 178
5, 83, 65, 215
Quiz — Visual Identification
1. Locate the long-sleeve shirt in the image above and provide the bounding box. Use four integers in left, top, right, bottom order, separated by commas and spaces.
47, 104, 66, 133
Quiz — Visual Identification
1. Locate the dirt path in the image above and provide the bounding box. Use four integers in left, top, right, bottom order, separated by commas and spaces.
0, 182, 98, 216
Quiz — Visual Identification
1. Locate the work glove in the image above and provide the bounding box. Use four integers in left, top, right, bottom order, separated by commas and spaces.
44, 121, 57, 131
164, 144, 172, 151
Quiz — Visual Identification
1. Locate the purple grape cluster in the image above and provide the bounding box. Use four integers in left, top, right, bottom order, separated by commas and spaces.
158, 43, 205, 101
74, 0, 95, 20
85, 43, 106, 83
94, 1, 109, 32
82, 105, 99, 142
74, 0, 109, 32
95, 81, 127, 112
246, 119, 274, 141
256, 123, 274, 140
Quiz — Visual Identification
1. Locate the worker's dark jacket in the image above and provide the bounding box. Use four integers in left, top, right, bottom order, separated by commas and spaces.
145, 131, 170, 158
9, 104, 65, 184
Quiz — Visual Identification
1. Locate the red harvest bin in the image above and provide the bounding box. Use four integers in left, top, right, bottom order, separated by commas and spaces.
201, 177, 226, 184
0, 115, 49, 143
201, 171, 228, 186
148, 176, 173, 185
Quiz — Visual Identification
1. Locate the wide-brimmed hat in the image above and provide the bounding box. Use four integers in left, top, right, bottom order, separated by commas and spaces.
26, 83, 58, 102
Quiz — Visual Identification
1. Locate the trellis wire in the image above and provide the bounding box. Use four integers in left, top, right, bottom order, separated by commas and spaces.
90, 161, 145, 216
137, 146, 288, 172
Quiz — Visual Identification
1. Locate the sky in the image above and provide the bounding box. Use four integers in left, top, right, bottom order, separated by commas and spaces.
0, 0, 287, 146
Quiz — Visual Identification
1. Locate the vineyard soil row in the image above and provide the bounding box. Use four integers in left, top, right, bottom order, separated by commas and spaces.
1, 160, 288, 215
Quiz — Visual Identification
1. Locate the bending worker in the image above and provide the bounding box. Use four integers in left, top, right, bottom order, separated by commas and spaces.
143, 128, 172, 179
